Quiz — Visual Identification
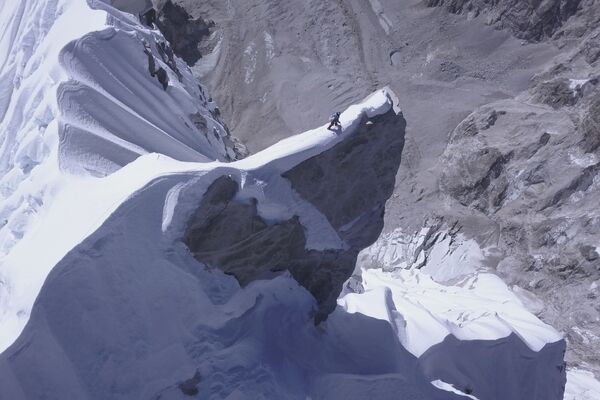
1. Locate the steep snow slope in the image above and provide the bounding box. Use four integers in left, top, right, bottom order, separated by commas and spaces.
344, 228, 567, 400
0, 0, 241, 349
0, 88, 565, 399
341, 268, 561, 357
0, 0, 239, 252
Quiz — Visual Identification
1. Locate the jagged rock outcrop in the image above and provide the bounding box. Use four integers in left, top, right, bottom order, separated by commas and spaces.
424, 0, 600, 374
112, 0, 213, 65
426, 0, 584, 41
437, 95, 600, 372
185, 108, 406, 321
155, 0, 213, 65
441, 145, 511, 211
532, 78, 582, 108
581, 97, 600, 152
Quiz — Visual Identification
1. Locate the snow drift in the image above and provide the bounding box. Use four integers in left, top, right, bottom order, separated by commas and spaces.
0, 0, 569, 399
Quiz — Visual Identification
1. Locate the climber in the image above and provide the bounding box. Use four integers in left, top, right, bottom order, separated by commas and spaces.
328, 112, 341, 130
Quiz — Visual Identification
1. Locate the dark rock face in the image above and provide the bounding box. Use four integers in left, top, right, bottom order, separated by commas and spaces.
426, 0, 583, 41
440, 108, 514, 212
437, 96, 600, 371
449, 107, 506, 141
178, 371, 202, 396
581, 97, 600, 152
155, 0, 212, 65
185, 110, 406, 322
283, 113, 406, 249
581, 33, 600, 64
533, 78, 580, 108
441, 146, 511, 211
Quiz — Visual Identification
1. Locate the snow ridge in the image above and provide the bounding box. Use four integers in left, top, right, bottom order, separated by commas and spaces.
0, 0, 239, 350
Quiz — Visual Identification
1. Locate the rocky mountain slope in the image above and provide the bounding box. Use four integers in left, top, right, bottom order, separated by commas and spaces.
0, 0, 598, 397
152, 0, 600, 387
0, 0, 574, 398
428, 0, 600, 377
426, 0, 585, 41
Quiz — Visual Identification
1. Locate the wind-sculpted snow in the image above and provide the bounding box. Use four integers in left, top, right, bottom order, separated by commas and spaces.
0, 0, 241, 347
339, 225, 568, 399
57, 6, 241, 174
0, 85, 566, 399
0, 176, 457, 400
0, 0, 239, 251
342, 268, 563, 356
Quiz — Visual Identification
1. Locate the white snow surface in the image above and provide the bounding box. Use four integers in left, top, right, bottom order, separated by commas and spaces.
0, 82, 461, 399
0, 0, 235, 258
351, 226, 562, 355
565, 368, 600, 400
347, 226, 568, 398
340, 267, 562, 356
0, 0, 571, 398
0, 0, 237, 351
431, 380, 480, 399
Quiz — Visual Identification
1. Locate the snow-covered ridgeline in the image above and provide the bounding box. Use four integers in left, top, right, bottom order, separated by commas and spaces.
0, 90, 423, 400
0, 0, 240, 346
0, 39, 396, 354
0, 0, 235, 255
0, 77, 568, 399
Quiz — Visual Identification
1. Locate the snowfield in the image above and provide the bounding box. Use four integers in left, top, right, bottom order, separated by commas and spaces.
0, 0, 595, 399
340, 268, 562, 357
565, 368, 600, 400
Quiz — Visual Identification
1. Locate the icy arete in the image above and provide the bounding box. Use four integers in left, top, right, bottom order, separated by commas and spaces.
0, 85, 419, 399
184, 89, 405, 322
0, 0, 399, 355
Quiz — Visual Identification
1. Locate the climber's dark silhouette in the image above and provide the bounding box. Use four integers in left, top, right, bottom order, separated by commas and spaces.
328, 112, 341, 130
